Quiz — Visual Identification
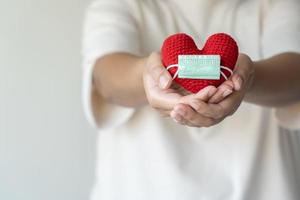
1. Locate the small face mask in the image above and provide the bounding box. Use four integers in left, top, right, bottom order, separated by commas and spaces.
167, 55, 233, 80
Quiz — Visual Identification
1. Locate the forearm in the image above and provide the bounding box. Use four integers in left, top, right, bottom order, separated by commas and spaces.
245, 52, 300, 107
93, 53, 147, 107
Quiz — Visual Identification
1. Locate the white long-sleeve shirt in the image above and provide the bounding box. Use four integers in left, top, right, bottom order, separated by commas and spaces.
82, 0, 300, 199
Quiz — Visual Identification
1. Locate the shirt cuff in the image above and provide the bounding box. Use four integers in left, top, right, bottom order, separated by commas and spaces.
82, 55, 135, 130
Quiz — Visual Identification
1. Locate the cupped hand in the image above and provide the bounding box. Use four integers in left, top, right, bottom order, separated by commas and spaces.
143, 52, 187, 116
171, 53, 255, 127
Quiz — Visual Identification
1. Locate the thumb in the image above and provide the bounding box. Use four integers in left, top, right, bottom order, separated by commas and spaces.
179, 86, 217, 105
158, 69, 172, 89
147, 52, 172, 89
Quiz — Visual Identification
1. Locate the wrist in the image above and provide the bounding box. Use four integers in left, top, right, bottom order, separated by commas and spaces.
133, 56, 148, 105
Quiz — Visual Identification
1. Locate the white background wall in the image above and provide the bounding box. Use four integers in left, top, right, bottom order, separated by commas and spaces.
0, 0, 96, 200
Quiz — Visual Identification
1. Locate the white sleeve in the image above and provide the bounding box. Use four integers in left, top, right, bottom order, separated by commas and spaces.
261, 0, 300, 130
82, 0, 141, 129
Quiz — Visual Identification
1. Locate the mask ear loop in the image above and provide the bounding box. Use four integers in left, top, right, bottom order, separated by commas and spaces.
220, 66, 233, 80
166, 64, 179, 80
166, 64, 234, 80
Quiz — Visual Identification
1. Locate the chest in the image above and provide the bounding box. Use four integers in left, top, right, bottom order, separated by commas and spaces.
135, 0, 262, 60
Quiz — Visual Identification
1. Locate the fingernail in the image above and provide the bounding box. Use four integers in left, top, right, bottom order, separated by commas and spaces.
159, 76, 169, 89
223, 89, 232, 97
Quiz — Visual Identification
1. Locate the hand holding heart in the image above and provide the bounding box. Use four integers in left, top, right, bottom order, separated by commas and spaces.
172, 53, 255, 127
161, 33, 239, 93
143, 52, 254, 127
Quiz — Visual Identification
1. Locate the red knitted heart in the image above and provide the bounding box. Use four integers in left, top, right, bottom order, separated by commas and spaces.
161, 33, 238, 93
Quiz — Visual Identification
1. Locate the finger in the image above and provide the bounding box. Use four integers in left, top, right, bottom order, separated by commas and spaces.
143, 67, 182, 110
170, 110, 187, 125
179, 86, 217, 105
201, 90, 245, 119
194, 86, 218, 101
147, 52, 172, 89
189, 99, 226, 120
148, 87, 182, 110
173, 104, 216, 127
178, 86, 225, 119
232, 53, 252, 91
231, 73, 243, 91
218, 91, 244, 116
208, 80, 234, 103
